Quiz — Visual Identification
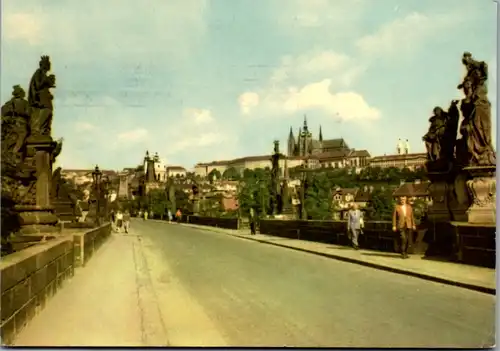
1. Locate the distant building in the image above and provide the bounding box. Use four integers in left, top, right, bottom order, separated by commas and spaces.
61, 169, 117, 185
195, 116, 371, 177
369, 153, 426, 170
392, 179, 431, 203
287, 116, 371, 168
194, 155, 305, 178
166, 166, 187, 178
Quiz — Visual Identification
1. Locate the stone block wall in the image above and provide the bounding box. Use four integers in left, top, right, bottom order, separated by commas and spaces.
186, 216, 239, 230
453, 223, 496, 268
0, 238, 74, 345
73, 223, 111, 267
259, 219, 399, 252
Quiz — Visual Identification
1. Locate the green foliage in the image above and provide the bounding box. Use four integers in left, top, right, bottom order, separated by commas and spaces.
222, 167, 241, 180
148, 189, 169, 217
411, 197, 428, 223
208, 169, 222, 182
237, 168, 271, 217
365, 188, 395, 221
304, 172, 333, 220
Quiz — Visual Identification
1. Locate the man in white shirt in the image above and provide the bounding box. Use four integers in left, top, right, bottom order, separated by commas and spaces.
115, 210, 124, 233
347, 204, 364, 250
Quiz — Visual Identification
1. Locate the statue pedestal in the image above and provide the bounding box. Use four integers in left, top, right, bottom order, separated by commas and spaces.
17, 136, 60, 235
464, 166, 496, 224
426, 170, 452, 222
15, 205, 60, 235
192, 197, 200, 216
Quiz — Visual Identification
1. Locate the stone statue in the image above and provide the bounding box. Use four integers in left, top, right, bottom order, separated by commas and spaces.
1, 85, 37, 205
270, 140, 281, 215
51, 167, 62, 199
423, 101, 459, 163
458, 52, 488, 102
456, 52, 495, 167
28, 55, 56, 137
1, 85, 31, 159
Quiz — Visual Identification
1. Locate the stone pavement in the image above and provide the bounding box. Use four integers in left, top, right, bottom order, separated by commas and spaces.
13, 232, 170, 347
179, 223, 496, 295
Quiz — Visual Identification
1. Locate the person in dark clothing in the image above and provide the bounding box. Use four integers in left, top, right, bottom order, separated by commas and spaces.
249, 208, 257, 235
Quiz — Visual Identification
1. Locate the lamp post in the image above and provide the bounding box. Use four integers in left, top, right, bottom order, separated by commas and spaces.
298, 158, 310, 220
102, 176, 110, 221
92, 165, 103, 225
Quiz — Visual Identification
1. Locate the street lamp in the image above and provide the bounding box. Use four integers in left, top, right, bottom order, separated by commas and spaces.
92, 165, 103, 225
102, 176, 110, 221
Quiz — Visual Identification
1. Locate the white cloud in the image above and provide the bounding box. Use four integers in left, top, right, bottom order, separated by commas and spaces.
2, 13, 42, 45
167, 132, 227, 154
282, 79, 380, 120
269, 50, 365, 88
2, 0, 209, 61
356, 12, 463, 57
75, 122, 96, 131
275, 0, 370, 29
117, 128, 148, 142
238, 50, 377, 122
183, 108, 214, 125
238, 92, 260, 115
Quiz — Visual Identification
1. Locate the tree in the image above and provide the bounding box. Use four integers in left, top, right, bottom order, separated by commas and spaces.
222, 167, 240, 180
304, 172, 332, 220
148, 189, 169, 219
365, 187, 395, 221
208, 169, 222, 182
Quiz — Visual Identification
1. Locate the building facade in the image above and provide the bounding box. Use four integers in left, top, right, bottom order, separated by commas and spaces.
369, 153, 426, 170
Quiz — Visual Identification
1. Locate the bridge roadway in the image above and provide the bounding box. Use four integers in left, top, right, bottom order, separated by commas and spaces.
14, 219, 495, 347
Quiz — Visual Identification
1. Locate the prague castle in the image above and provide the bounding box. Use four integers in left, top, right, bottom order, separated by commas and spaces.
287, 116, 350, 157
194, 116, 372, 178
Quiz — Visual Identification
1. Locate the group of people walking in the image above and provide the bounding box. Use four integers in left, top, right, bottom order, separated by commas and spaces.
137, 209, 183, 222
346, 195, 417, 258
110, 209, 131, 233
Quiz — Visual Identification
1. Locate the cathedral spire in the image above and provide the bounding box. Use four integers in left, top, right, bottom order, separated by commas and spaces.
303, 114, 308, 132
288, 126, 294, 139
319, 125, 323, 142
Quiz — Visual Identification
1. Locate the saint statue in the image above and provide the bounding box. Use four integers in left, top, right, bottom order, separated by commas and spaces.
423, 101, 459, 163
456, 52, 495, 166
1, 85, 31, 158
28, 55, 56, 137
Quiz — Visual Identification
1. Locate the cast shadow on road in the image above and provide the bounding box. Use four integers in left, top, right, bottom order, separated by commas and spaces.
361, 252, 402, 258
326, 246, 355, 250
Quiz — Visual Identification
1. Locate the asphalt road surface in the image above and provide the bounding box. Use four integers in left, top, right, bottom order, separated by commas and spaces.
134, 219, 495, 348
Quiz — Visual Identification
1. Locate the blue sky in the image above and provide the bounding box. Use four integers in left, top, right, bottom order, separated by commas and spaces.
1, 0, 497, 170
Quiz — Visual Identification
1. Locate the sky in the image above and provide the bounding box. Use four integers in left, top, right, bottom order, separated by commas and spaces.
1, 0, 497, 171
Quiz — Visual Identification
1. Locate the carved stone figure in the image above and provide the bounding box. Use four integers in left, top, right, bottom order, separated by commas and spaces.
458, 52, 488, 102
28, 55, 56, 137
456, 53, 495, 167
1, 85, 31, 159
423, 101, 459, 164
1, 86, 37, 206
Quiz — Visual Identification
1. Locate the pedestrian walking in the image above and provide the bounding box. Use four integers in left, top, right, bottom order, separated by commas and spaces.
123, 210, 131, 233
392, 196, 417, 259
347, 204, 364, 250
110, 209, 116, 231
176, 209, 182, 223
167, 209, 172, 223
249, 207, 256, 235
116, 210, 124, 233
144, 210, 148, 221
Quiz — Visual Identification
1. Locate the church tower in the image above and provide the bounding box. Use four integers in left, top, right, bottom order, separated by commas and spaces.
287, 126, 296, 156
301, 115, 313, 156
